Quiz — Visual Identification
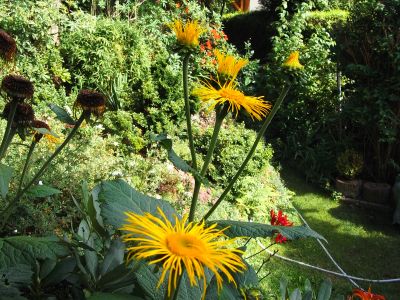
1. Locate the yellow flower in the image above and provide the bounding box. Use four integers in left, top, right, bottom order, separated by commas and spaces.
282, 51, 303, 69
214, 50, 248, 80
193, 79, 271, 121
121, 208, 245, 299
170, 19, 204, 48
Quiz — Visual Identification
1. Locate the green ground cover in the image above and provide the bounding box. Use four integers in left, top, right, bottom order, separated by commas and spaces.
257, 168, 400, 298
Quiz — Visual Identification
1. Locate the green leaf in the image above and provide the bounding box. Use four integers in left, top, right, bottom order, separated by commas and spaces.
290, 288, 302, 300
87, 293, 143, 300
84, 236, 98, 280
32, 127, 59, 138
280, 277, 288, 300
26, 185, 61, 198
134, 262, 166, 300
0, 163, 13, 199
99, 239, 124, 276
48, 104, 75, 125
209, 220, 326, 242
41, 257, 77, 287
0, 264, 33, 288
317, 279, 332, 300
151, 134, 207, 185
99, 179, 178, 229
0, 236, 69, 268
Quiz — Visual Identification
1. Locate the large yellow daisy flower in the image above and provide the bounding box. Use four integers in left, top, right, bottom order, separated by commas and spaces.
193, 79, 271, 121
282, 51, 304, 69
170, 19, 204, 48
214, 50, 248, 80
121, 208, 245, 299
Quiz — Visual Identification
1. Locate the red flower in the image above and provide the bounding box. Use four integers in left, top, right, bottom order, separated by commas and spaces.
221, 31, 228, 40
211, 28, 221, 40
351, 288, 385, 300
200, 44, 205, 52
205, 39, 212, 50
270, 210, 293, 243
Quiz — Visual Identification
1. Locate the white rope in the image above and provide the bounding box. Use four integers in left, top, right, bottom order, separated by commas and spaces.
292, 205, 360, 288
256, 239, 400, 283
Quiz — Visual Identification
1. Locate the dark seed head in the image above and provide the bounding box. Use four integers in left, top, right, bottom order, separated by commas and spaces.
1, 74, 34, 100
74, 89, 106, 117
0, 29, 16, 61
2, 102, 35, 126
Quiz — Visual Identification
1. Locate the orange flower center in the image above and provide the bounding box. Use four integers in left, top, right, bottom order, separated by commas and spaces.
166, 233, 206, 257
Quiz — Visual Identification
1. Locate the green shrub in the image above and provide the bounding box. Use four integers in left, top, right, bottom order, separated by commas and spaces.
336, 149, 363, 179
193, 117, 273, 198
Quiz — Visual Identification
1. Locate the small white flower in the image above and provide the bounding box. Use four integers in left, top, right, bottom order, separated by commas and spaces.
38, 181, 43, 185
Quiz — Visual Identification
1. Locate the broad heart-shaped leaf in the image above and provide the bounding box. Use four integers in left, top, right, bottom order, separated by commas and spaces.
48, 104, 75, 125
0, 163, 13, 199
0, 264, 33, 297
151, 134, 208, 185
26, 185, 61, 198
0, 236, 69, 268
209, 220, 326, 242
98, 179, 178, 229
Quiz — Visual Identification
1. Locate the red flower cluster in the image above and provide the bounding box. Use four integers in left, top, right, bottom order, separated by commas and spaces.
270, 210, 293, 243
351, 288, 385, 300
199, 27, 228, 65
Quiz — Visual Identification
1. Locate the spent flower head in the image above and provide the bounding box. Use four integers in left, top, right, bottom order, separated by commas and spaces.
121, 208, 246, 299
170, 19, 204, 49
74, 89, 106, 118
1, 74, 34, 101
2, 102, 35, 127
214, 50, 248, 81
193, 78, 270, 121
282, 51, 303, 69
0, 29, 16, 61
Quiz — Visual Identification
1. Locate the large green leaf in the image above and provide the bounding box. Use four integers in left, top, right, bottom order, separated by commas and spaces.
0, 163, 13, 199
99, 179, 178, 229
48, 104, 75, 125
210, 220, 326, 242
0, 236, 69, 268
0, 264, 32, 298
26, 185, 61, 198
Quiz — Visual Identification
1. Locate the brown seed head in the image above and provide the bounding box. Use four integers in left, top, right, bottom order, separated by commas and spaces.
0, 29, 16, 61
1, 74, 34, 100
74, 89, 106, 117
2, 102, 35, 126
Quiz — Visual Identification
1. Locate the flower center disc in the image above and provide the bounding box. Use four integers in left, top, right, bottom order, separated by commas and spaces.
166, 233, 206, 257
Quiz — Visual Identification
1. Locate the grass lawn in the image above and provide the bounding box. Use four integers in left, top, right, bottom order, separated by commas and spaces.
253, 168, 400, 299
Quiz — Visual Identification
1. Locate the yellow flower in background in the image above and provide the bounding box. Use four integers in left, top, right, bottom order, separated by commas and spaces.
214, 50, 248, 80
193, 79, 271, 121
170, 19, 204, 48
282, 51, 303, 69
32, 120, 60, 144
121, 208, 245, 299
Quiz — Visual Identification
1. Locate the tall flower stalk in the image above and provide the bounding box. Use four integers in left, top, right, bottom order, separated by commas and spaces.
202, 84, 291, 221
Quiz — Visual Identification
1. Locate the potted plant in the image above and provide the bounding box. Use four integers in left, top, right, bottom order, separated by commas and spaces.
335, 149, 363, 198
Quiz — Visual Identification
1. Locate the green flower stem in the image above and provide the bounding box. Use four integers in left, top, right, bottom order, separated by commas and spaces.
0, 112, 88, 230
16, 140, 37, 196
202, 84, 291, 221
0, 101, 18, 160
183, 53, 197, 170
188, 108, 226, 222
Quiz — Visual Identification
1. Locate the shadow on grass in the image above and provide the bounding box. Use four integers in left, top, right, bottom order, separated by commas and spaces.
269, 166, 400, 298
